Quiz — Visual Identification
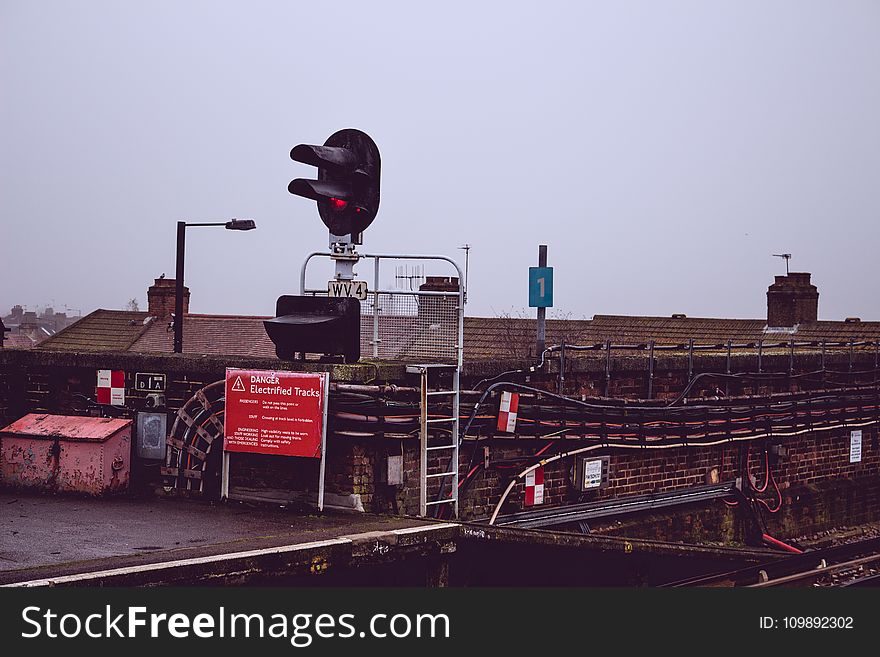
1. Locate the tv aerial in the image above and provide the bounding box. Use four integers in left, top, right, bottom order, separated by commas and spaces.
772, 253, 792, 275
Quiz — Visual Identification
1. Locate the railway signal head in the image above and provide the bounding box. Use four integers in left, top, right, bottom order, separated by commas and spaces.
288, 128, 381, 238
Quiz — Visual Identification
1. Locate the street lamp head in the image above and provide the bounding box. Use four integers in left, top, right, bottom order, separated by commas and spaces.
225, 218, 257, 231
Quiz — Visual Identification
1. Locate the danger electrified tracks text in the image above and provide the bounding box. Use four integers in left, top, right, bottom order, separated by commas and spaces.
224, 368, 327, 458
249, 384, 320, 397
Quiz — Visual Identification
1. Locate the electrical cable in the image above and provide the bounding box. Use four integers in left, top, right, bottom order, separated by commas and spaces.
750, 448, 770, 493
755, 465, 783, 514
486, 418, 878, 524
762, 533, 803, 554
322, 366, 879, 521
472, 348, 553, 389
666, 370, 830, 407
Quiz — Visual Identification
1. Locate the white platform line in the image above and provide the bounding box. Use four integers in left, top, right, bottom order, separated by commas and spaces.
4, 538, 350, 588
4, 523, 461, 588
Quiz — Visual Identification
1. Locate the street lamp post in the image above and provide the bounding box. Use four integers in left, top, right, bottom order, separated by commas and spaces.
173, 218, 256, 353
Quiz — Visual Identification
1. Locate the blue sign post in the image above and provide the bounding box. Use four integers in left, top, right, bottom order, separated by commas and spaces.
530, 246, 553, 356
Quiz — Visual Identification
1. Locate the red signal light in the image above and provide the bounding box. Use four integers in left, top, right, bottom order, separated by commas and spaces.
329, 197, 348, 210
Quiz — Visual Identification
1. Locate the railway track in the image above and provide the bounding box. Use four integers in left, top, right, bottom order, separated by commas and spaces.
664, 535, 880, 587
748, 552, 880, 587
840, 572, 880, 587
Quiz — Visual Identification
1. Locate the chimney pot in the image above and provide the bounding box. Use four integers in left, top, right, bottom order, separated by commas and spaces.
419, 277, 460, 293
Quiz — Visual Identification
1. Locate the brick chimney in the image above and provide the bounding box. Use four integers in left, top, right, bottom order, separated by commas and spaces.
53, 312, 67, 333
767, 272, 818, 327
19, 311, 38, 332
419, 276, 460, 293
147, 277, 189, 319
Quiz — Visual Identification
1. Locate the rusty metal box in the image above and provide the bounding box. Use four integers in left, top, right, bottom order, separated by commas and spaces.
0, 414, 132, 494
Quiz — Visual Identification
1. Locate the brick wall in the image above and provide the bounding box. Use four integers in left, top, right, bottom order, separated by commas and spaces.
370, 428, 877, 514
2, 348, 879, 542
344, 426, 879, 542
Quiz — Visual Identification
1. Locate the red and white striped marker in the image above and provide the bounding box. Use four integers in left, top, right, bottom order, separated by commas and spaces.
497, 391, 519, 433
96, 369, 125, 406
524, 465, 544, 506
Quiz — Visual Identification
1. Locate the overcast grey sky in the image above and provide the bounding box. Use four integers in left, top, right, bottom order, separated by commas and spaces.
2, 1, 878, 321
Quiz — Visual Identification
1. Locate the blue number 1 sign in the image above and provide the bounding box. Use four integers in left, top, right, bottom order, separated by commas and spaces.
528, 267, 553, 308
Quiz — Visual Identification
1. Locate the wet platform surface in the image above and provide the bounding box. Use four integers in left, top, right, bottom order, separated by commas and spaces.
0, 491, 776, 587
0, 491, 452, 585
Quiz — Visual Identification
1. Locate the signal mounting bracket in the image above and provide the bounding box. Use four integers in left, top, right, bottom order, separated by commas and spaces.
329, 231, 362, 280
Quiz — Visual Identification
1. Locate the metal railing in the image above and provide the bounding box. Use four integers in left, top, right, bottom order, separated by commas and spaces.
300, 252, 465, 364
547, 338, 880, 399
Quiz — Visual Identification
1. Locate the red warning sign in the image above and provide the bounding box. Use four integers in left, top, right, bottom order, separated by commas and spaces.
223, 368, 327, 458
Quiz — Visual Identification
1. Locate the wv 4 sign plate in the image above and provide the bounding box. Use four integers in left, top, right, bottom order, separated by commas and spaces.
328, 279, 368, 300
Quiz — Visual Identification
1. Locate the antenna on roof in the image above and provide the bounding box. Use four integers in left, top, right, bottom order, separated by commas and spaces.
394, 265, 424, 291
458, 243, 470, 304
772, 253, 792, 275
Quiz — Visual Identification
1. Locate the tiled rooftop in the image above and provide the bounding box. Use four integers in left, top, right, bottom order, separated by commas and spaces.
32, 309, 880, 362
462, 315, 880, 361
36, 310, 152, 352
1, 333, 39, 349
130, 313, 276, 358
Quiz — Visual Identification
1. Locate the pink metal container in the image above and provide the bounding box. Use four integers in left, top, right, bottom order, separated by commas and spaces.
0, 414, 131, 494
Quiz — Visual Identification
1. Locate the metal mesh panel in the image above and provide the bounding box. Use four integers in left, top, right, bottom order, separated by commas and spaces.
360, 292, 458, 362
301, 252, 463, 364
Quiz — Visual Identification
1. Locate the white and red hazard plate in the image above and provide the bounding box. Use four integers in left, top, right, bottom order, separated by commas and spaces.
497, 391, 519, 433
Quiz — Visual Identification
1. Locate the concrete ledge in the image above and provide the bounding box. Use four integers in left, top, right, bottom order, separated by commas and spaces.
0, 348, 408, 383
458, 522, 770, 562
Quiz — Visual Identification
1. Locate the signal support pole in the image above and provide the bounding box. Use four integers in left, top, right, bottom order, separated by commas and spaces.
536, 245, 547, 356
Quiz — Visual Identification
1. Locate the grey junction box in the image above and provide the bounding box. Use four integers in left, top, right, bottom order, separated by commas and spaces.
136, 411, 167, 460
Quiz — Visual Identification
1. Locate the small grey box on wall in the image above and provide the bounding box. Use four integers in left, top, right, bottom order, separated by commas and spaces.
136, 411, 167, 460
573, 456, 610, 491
386, 454, 404, 486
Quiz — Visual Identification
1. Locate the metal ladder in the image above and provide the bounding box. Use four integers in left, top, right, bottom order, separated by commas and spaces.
407, 363, 460, 518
